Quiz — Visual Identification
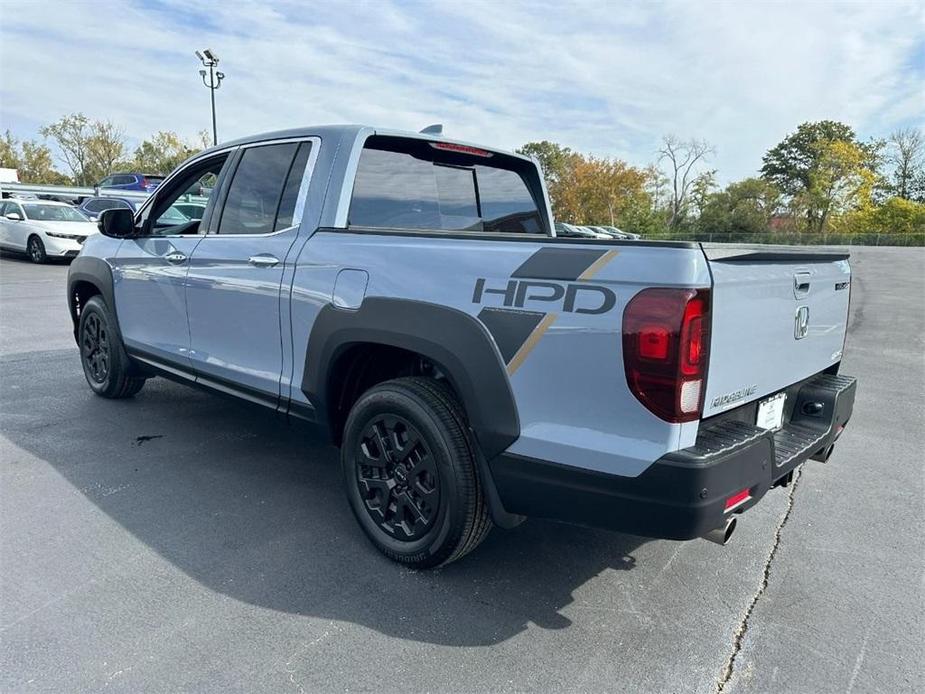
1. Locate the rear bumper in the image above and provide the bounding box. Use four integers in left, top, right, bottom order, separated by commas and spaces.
489, 373, 857, 540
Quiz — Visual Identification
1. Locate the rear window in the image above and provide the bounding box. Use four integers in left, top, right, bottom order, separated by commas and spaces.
348, 136, 546, 234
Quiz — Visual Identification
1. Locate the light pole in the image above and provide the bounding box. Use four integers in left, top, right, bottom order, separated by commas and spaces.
195, 49, 225, 146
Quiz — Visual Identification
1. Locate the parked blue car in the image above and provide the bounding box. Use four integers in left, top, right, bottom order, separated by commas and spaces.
95, 173, 164, 192
77, 196, 144, 221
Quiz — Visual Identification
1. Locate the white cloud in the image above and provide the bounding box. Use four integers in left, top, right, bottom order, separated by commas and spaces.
1, 0, 922, 182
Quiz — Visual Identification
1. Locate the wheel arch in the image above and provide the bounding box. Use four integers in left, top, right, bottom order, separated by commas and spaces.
302, 298, 520, 462
67, 256, 119, 344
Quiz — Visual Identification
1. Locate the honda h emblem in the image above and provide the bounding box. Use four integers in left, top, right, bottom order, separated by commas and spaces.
794, 306, 810, 340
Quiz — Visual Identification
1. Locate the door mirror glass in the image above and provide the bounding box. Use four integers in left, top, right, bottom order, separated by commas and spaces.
4, 212, 22, 221
98, 208, 136, 238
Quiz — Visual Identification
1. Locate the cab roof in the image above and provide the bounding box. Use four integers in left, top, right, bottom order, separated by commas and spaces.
204, 124, 532, 163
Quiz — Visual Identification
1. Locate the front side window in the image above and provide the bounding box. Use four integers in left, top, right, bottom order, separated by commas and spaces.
144, 154, 228, 234
216, 142, 300, 235
348, 136, 545, 234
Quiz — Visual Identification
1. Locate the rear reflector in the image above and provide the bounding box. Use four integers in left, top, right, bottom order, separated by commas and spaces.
429, 142, 493, 157
724, 488, 751, 511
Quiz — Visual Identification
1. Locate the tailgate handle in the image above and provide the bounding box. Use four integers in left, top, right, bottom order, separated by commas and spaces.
793, 272, 811, 298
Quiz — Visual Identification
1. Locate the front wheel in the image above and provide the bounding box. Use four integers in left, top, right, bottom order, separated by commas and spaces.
341, 377, 492, 568
78, 295, 145, 398
27, 235, 47, 264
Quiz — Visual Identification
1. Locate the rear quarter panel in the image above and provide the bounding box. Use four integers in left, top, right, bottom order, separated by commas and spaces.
288, 232, 711, 477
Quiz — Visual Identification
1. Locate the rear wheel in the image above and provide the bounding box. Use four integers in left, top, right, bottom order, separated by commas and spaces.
27, 235, 47, 264
78, 295, 145, 398
341, 377, 491, 568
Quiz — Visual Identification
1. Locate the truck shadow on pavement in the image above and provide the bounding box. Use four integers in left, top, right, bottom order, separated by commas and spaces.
2, 349, 645, 647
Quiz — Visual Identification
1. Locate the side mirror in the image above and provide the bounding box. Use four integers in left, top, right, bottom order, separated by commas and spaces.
4, 212, 23, 221
98, 208, 137, 238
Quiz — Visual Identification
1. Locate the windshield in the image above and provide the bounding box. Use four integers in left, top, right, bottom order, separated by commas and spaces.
22, 204, 89, 222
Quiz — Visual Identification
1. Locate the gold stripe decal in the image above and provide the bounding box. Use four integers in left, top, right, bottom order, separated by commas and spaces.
577, 250, 619, 281
506, 312, 558, 376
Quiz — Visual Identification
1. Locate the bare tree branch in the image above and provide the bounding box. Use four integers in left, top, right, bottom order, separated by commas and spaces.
658, 135, 715, 226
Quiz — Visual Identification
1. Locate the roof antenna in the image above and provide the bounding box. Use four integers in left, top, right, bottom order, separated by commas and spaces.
419, 124, 443, 135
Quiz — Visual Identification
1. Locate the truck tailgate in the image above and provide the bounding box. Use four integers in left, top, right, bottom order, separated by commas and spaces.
701, 245, 851, 417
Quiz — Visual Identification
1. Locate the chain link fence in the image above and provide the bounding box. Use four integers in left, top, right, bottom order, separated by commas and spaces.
639, 231, 924, 246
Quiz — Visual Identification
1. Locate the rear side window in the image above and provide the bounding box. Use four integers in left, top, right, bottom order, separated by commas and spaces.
274, 142, 312, 231
217, 143, 299, 235
348, 136, 545, 234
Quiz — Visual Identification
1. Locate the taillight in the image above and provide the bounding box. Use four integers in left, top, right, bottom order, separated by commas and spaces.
622, 287, 711, 423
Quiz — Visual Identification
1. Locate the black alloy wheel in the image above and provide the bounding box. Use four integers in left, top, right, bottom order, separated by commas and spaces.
77, 295, 145, 398
341, 377, 492, 568
355, 414, 440, 541
81, 312, 110, 384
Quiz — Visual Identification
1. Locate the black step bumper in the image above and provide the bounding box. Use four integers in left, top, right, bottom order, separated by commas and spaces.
489, 373, 857, 540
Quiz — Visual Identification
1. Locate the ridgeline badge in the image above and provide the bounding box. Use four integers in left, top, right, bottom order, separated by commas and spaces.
711, 385, 758, 409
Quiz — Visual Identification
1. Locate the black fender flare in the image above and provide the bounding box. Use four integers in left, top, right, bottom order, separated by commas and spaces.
66, 255, 120, 343
302, 297, 520, 461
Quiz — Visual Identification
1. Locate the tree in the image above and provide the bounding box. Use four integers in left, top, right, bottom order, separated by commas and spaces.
516, 140, 577, 216
0, 129, 69, 183
657, 135, 715, 227
20, 141, 69, 184
833, 196, 925, 235
761, 121, 881, 232
699, 178, 781, 237
516, 141, 574, 187
689, 169, 717, 218
797, 139, 876, 232
554, 154, 654, 229
88, 121, 126, 180
129, 131, 198, 175
886, 127, 924, 201
0, 130, 18, 169
40, 113, 126, 185
760, 120, 859, 195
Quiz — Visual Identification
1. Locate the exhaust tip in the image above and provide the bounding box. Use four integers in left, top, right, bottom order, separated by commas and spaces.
702, 516, 737, 546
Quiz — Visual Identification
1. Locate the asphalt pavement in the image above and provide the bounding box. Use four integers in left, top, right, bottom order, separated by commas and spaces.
0, 247, 922, 693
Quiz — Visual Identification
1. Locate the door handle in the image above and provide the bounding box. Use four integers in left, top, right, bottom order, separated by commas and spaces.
249, 255, 280, 268
793, 271, 811, 298
165, 252, 187, 264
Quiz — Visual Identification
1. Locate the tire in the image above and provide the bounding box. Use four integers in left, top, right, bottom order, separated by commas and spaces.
27, 235, 47, 264
78, 295, 145, 398
341, 377, 492, 568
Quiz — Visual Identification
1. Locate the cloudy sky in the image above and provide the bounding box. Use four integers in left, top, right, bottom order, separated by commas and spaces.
1, 0, 923, 183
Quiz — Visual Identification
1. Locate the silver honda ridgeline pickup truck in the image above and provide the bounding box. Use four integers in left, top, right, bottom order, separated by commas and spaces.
68, 125, 857, 568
